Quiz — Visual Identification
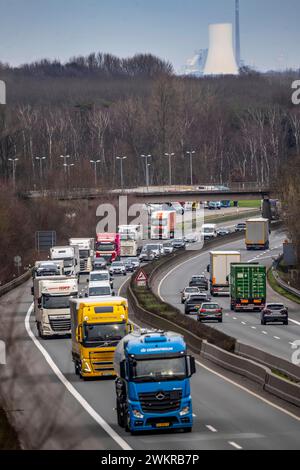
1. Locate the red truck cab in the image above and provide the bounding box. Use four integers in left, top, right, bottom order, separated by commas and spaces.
96, 233, 120, 263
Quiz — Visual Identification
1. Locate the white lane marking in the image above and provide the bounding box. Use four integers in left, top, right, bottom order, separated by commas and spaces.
229, 441, 243, 450
233, 317, 237, 320
25, 304, 132, 451
289, 318, 300, 327
206, 425, 218, 433
118, 276, 131, 296
262, 331, 268, 335
251, 326, 257, 330
195, 360, 300, 422
241, 322, 246, 325
274, 336, 281, 340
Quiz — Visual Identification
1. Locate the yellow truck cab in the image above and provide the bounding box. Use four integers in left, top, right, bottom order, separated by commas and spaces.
70, 296, 131, 379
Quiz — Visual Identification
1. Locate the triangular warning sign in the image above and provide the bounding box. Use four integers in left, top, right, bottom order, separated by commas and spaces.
136, 269, 148, 282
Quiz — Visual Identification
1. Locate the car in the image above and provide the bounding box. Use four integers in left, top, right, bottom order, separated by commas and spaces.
171, 238, 186, 249
87, 280, 114, 297
184, 293, 211, 314
88, 270, 113, 288
208, 201, 221, 210
109, 261, 127, 276
184, 233, 199, 244
163, 242, 174, 254
93, 257, 108, 270
181, 287, 201, 304
235, 222, 246, 232
189, 275, 208, 290
217, 227, 230, 236
139, 249, 155, 262
126, 257, 140, 269
143, 244, 164, 258
261, 303, 289, 325
197, 302, 223, 323
124, 259, 135, 273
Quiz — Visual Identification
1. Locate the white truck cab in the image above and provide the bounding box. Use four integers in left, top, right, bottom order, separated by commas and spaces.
50, 246, 79, 277
201, 224, 217, 240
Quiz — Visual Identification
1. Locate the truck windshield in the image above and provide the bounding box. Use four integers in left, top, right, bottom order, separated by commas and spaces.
83, 323, 126, 344
89, 286, 111, 296
90, 273, 109, 281
132, 357, 187, 382
96, 243, 115, 252
63, 258, 74, 267
79, 250, 89, 259
42, 295, 71, 309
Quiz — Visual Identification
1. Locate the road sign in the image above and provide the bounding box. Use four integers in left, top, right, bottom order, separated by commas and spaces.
35, 231, 57, 252
135, 269, 148, 287
14, 255, 22, 266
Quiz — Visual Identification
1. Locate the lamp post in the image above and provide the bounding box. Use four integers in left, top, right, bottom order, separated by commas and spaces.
64, 163, 75, 187
8, 157, 19, 189
90, 159, 101, 186
35, 156, 46, 182
186, 151, 196, 186
164, 153, 175, 186
60, 155, 71, 174
116, 156, 127, 189
141, 154, 152, 189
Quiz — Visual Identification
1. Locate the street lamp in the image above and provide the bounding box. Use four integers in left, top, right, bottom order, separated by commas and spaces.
116, 156, 127, 189
164, 153, 175, 186
90, 160, 101, 187
186, 151, 196, 186
64, 163, 75, 180
8, 157, 19, 189
60, 155, 71, 174
35, 156, 46, 181
141, 154, 152, 189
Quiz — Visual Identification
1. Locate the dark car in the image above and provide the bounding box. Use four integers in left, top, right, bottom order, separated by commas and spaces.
235, 222, 246, 232
197, 302, 223, 323
124, 259, 135, 273
189, 275, 208, 290
261, 303, 289, 325
93, 257, 108, 270
185, 293, 211, 314
171, 238, 186, 250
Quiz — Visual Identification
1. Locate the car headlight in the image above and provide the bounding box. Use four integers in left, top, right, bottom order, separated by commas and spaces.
132, 409, 144, 419
179, 406, 190, 416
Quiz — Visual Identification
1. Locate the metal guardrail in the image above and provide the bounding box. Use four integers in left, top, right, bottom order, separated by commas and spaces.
272, 257, 300, 299
0, 270, 32, 297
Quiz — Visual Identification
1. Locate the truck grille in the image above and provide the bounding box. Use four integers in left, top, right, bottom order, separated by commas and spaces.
89, 350, 115, 372
49, 318, 71, 332
139, 390, 182, 413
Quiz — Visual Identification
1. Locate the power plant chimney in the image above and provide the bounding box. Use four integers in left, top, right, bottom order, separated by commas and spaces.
204, 23, 239, 76
235, 0, 241, 68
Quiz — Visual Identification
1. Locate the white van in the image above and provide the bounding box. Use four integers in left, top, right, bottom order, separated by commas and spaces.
201, 224, 217, 241
88, 280, 113, 297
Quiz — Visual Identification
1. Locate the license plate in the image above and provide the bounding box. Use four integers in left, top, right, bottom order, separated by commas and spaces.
156, 422, 170, 428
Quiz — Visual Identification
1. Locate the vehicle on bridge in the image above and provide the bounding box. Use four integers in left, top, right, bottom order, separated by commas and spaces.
245, 218, 270, 250
151, 210, 176, 240
33, 276, 78, 338
70, 296, 131, 379
230, 263, 266, 312
96, 233, 121, 263
114, 330, 196, 434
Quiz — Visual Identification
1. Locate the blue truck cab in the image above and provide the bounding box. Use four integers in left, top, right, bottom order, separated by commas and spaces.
114, 330, 196, 434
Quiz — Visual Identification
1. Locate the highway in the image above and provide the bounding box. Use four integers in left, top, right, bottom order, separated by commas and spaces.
157, 228, 300, 361
0, 266, 299, 450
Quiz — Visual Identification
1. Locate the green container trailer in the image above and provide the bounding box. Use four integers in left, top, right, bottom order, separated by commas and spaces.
230, 263, 266, 312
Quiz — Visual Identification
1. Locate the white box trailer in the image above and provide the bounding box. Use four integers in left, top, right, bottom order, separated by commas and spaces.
120, 240, 138, 257
50, 246, 80, 276
33, 276, 78, 338
209, 251, 241, 296
69, 238, 95, 273
246, 218, 269, 250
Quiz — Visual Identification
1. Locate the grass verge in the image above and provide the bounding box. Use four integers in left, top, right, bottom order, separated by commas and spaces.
267, 268, 300, 305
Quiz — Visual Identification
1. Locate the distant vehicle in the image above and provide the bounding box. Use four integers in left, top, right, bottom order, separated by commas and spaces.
93, 257, 108, 270
33, 261, 61, 278
143, 244, 164, 258
139, 250, 155, 263
246, 218, 270, 250
109, 261, 127, 276
185, 294, 211, 315
69, 238, 94, 274
124, 259, 135, 273
235, 222, 246, 232
151, 210, 176, 240
163, 242, 174, 254
89, 270, 113, 288
221, 200, 231, 208
96, 233, 120, 263
118, 224, 143, 241
217, 227, 230, 237
181, 287, 201, 304
230, 263, 266, 312
208, 251, 241, 296
126, 257, 140, 269
208, 201, 221, 210
184, 233, 199, 244
88, 280, 113, 297
50, 246, 79, 277
189, 275, 208, 290
197, 302, 223, 323
120, 239, 138, 257
171, 238, 186, 249
261, 304, 288, 326
201, 224, 217, 240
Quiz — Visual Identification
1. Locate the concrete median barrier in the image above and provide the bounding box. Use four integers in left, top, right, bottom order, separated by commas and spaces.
264, 373, 300, 408
0, 270, 32, 298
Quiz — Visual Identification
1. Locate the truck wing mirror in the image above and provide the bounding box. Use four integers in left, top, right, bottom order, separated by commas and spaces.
120, 360, 126, 379
112, 291, 116, 296
188, 356, 196, 377
38, 298, 42, 309
31, 286, 34, 296
128, 323, 134, 333
86, 279, 89, 283
76, 326, 83, 343
207, 265, 210, 273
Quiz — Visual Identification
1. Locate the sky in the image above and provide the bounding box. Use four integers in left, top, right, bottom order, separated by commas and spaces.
0, 0, 299, 73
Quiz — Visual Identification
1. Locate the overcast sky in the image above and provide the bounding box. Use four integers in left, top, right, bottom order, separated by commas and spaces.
0, 0, 299, 72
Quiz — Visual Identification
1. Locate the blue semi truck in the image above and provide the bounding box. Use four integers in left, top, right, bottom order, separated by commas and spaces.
114, 330, 196, 433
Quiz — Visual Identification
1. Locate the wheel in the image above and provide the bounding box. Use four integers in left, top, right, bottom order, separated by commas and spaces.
198, 318, 202, 322
218, 318, 223, 323
261, 320, 266, 325
37, 322, 45, 339
74, 361, 80, 376
284, 320, 289, 326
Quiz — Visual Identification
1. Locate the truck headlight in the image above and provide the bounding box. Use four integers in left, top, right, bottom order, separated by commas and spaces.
179, 406, 190, 416
82, 360, 91, 373
132, 409, 144, 419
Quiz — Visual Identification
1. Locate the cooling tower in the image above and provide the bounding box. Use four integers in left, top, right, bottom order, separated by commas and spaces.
204, 23, 239, 76
0, 80, 6, 104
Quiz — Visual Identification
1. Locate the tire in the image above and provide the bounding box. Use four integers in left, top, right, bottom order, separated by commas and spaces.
261, 320, 266, 325
218, 319, 223, 323
74, 361, 80, 376
284, 320, 289, 326
37, 322, 45, 339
